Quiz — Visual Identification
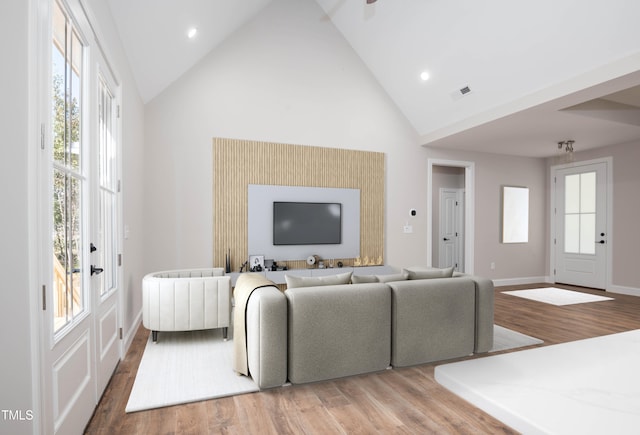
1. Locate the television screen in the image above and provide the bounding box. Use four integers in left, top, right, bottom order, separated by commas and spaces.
273, 202, 342, 245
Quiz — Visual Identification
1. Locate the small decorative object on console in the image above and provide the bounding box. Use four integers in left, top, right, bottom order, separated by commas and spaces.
306, 255, 320, 268
249, 255, 265, 272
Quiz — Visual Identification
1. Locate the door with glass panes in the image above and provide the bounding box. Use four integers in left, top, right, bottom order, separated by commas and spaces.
554, 162, 608, 289
41, 2, 121, 433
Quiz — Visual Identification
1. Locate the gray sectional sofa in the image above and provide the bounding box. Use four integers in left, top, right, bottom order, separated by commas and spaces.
242, 268, 494, 389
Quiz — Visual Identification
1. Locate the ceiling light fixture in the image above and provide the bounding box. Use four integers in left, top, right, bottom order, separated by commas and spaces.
420, 71, 430, 81
187, 27, 198, 39
557, 140, 575, 162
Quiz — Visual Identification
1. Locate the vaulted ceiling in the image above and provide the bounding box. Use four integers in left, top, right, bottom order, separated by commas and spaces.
107, 0, 640, 158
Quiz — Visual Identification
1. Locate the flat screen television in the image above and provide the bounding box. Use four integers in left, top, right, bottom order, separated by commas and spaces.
273, 201, 342, 245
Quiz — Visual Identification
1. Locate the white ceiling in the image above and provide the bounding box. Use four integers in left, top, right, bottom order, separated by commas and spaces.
107, 0, 272, 104
107, 0, 640, 158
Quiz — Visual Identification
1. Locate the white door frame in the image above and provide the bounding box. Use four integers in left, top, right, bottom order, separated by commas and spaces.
428, 159, 475, 274
549, 157, 613, 290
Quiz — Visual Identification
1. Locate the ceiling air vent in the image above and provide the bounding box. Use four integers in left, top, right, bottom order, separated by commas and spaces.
450, 85, 472, 101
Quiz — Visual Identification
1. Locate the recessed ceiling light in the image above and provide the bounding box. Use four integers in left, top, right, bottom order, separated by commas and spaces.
187, 27, 198, 39
420, 71, 430, 81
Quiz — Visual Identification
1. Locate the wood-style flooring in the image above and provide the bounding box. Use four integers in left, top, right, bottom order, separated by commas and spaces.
85, 284, 640, 434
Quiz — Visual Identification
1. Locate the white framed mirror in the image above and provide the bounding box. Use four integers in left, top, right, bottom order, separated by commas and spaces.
502, 186, 529, 243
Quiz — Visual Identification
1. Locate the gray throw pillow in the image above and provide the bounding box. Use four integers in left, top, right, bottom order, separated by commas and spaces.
285, 271, 353, 289
376, 273, 408, 283
405, 266, 454, 280
351, 275, 379, 284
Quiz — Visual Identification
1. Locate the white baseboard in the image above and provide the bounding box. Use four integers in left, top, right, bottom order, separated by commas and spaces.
607, 284, 640, 297
492, 276, 550, 287
122, 310, 142, 354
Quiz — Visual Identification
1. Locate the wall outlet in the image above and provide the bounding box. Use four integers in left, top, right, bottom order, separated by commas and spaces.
403, 225, 413, 234
490, 262, 495, 270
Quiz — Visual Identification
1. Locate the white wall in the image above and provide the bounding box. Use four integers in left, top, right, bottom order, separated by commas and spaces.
143, 0, 424, 273
425, 148, 548, 281
145, 0, 640, 291
1, 0, 36, 433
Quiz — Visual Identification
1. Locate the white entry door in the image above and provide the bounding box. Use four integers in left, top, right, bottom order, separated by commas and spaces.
39, 2, 121, 433
554, 162, 608, 289
92, 67, 122, 396
439, 188, 464, 271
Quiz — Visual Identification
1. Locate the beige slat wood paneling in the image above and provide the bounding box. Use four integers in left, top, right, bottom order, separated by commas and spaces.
213, 138, 384, 271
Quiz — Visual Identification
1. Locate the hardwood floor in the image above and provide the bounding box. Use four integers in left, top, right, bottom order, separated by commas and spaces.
85, 284, 640, 434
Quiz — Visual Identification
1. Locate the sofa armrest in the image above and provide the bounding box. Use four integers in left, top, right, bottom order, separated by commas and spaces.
246, 286, 287, 389
469, 275, 494, 353
455, 274, 494, 352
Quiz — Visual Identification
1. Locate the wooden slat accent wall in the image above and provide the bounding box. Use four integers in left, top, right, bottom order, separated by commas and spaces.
213, 138, 385, 271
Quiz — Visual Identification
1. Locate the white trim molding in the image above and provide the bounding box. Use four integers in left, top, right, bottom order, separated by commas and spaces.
492, 276, 551, 287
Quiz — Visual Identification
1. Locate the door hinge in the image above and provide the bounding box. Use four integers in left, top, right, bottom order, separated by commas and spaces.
118, 253, 122, 266
554, 269, 556, 275
119, 328, 123, 340
117, 105, 121, 118
455, 201, 459, 206
40, 124, 45, 150
42, 285, 46, 310
117, 180, 121, 193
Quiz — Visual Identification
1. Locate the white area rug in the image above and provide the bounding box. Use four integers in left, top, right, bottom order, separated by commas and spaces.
491, 325, 543, 352
502, 287, 613, 306
125, 329, 258, 413
435, 329, 640, 434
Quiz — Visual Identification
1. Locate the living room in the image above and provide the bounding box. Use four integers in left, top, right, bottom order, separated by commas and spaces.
3, 0, 640, 434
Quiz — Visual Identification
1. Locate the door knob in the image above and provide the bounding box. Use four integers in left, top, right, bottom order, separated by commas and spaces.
596, 240, 605, 244
91, 265, 104, 275
443, 238, 450, 241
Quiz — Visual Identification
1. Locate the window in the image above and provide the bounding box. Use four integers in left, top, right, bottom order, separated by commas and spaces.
52, 0, 86, 332
564, 172, 596, 255
98, 76, 118, 297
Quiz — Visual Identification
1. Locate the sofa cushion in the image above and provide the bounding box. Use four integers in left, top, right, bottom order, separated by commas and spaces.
285, 271, 352, 289
351, 274, 379, 284
390, 278, 475, 367
286, 283, 391, 384
404, 266, 454, 280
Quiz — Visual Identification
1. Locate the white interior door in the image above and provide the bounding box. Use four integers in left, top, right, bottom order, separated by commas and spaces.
439, 188, 464, 271
554, 162, 608, 289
